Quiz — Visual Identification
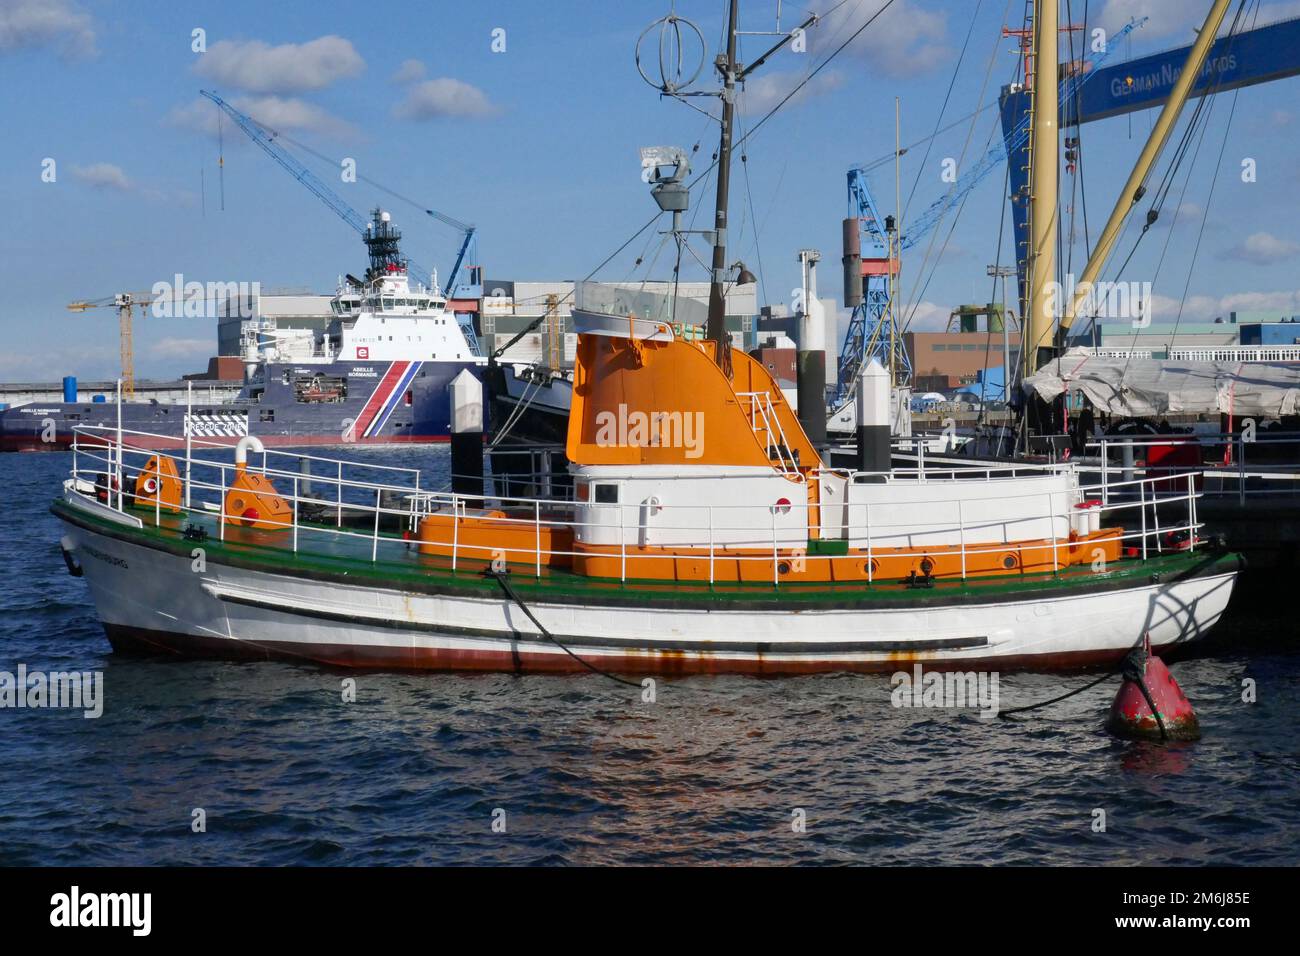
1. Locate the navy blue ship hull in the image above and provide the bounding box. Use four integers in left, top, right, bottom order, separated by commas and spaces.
1, 359, 482, 451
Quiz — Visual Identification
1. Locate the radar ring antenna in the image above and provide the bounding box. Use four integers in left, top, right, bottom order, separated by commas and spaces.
635, 9, 707, 96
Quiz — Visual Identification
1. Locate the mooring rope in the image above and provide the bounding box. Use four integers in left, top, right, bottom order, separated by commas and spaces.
482, 568, 643, 689
998, 636, 1167, 740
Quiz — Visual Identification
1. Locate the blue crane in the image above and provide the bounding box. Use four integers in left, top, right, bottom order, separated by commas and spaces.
836, 18, 1145, 398
199, 90, 481, 353
1001, 13, 1300, 334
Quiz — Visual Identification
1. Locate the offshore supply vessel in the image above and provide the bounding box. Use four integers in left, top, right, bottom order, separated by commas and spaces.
1, 210, 485, 451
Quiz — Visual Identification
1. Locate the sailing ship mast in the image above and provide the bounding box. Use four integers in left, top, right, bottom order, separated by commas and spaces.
1024, 0, 1060, 378
706, 0, 741, 372
702, 0, 817, 376
1024, 0, 1234, 374
1058, 0, 1232, 338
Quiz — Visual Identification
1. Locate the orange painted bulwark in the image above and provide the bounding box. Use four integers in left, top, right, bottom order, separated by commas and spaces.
418, 510, 574, 569
570, 529, 1123, 583
566, 332, 821, 472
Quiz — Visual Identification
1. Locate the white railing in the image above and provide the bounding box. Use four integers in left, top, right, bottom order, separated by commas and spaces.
1087, 432, 1300, 506
68, 426, 1207, 590
736, 390, 799, 475
1082, 345, 1300, 363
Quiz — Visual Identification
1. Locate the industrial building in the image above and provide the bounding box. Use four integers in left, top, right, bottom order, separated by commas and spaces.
217, 291, 334, 358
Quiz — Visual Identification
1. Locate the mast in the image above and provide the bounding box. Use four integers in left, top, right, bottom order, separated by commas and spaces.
706, 0, 740, 373
1024, 0, 1059, 377
1059, 0, 1232, 336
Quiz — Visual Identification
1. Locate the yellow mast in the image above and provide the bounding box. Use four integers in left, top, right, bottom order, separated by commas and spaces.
891, 96, 901, 387
1025, 0, 1060, 377
119, 296, 135, 399
1060, 0, 1232, 335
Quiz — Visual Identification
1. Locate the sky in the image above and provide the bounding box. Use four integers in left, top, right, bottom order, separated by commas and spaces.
3, 0, 1300, 382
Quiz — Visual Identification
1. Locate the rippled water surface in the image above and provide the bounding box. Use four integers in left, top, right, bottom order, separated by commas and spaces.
1, 449, 1297, 865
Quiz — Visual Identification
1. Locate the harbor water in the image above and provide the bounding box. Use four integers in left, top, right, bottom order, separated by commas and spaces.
1, 449, 1297, 865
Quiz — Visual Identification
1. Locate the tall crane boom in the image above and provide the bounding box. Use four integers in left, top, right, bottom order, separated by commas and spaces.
199, 90, 481, 351
201, 90, 369, 236
836, 17, 1145, 397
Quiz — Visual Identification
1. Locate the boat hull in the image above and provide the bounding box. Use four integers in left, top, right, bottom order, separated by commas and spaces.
54, 495, 1239, 675
1, 359, 479, 451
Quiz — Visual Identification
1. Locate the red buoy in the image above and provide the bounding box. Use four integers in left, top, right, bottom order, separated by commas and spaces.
1105, 634, 1200, 742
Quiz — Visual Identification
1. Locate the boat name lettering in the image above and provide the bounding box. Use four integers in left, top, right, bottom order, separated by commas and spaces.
80, 544, 128, 569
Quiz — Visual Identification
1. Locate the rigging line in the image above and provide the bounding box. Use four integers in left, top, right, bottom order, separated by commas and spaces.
1145, 1, 1250, 214
860, 102, 999, 171
732, 0, 900, 152
634, 230, 676, 293
1171, 91, 1240, 336
1065, 0, 1078, 276
735, 112, 770, 308
246, 121, 473, 237
1146, 86, 1223, 301
1102, 0, 1251, 380
900, 20, 1015, 328
565, 0, 878, 312
901, 91, 1009, 332
1081, 0, 1246, 327
902, 0, 990, 224
671, 0, 896, 221
1169, 7, 1258, 340
1076, 0, 1093, 259
978, 162, 1013, 429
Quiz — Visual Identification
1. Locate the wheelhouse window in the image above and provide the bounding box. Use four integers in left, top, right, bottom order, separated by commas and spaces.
593, 483, 619, 504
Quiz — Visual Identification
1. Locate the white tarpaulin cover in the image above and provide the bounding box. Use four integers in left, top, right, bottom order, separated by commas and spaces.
1023, 347, 1300, 418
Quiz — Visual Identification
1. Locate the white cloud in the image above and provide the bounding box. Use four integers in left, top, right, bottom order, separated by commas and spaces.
903, 300, 952, 331
194, 35, 364, 94
1097, 0, 1300, 42
393, 78, 497, 120
70, 162, 131, 190
0, 0, 94, 58
816, 0, 950, 78
391, 58, 425, 84
740, 69, 844, 114
166, 94, 356, 140
1150, 201, 1202, 228
1096, 0, 1204, 40
1225, 231, 1300, 264
1145, 288, 1300, 323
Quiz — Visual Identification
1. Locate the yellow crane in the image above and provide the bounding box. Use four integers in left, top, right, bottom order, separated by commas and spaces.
66, 293, 154, 399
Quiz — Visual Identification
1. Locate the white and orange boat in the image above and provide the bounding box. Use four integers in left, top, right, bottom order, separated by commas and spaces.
50, 287, 1237, 674
50, 0, 1240, 674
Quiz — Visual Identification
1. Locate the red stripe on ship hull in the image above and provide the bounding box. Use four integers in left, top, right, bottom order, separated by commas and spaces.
353, 361, 409, 439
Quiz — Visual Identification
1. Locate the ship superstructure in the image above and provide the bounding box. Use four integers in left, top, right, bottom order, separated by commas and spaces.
2, 210, 485, 450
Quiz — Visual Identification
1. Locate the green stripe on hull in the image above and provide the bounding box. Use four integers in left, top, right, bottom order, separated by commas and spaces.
51, 497, 1242, 612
